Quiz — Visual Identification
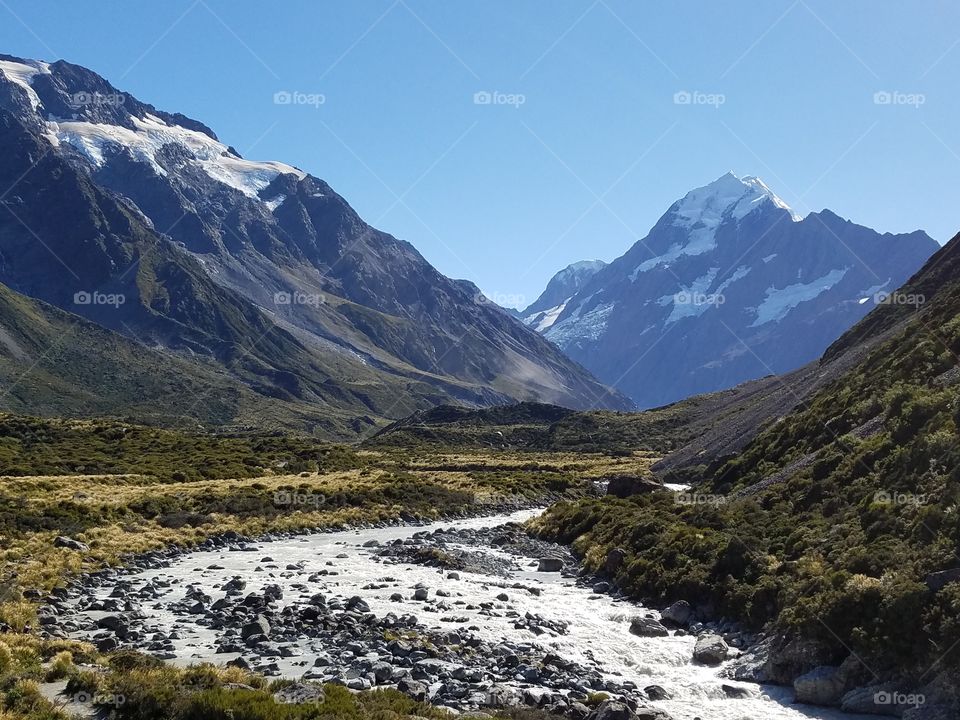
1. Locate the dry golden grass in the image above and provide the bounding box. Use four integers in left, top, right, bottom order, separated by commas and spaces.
0, 447, 658, 606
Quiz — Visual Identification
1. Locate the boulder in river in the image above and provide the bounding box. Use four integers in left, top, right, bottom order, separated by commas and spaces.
629, 617, 670, 638
660, 600, 691, 627
96, 615, 129, 638
644, 685, 670, 701
720, 683, 752, 699
537, 557, 564, 572
693, 633, 728, 664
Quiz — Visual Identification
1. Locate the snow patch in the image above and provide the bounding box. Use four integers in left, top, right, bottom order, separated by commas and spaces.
0, 59, 50, 111
546, 297, 615, 345
525, 301, 568, 332
47, 114, 305, 199
264, 194, 287, 212
659, 268, 719, 324
751, 268, 848, 326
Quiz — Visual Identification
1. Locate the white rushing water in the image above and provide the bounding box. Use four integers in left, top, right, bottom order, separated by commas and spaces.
78, 509, 874, 720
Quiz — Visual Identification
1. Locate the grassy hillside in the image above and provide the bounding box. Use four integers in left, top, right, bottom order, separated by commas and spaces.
0, 285, 377, 437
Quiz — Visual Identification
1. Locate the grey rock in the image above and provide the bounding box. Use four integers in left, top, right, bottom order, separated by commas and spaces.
720, 683, 752, 699
240, 615, 271, 640
273, 682, 326, 705
629, 617, 670, 638
644, 685, 670, 701
660, 600, 691, 627
537, 558, 564, 572
794, 665, 845, 706
591, 699, 632, 720
693, 633, 728, 665
54, 536, 89, 552
925, 568, 960, 592
396, 678, 428, 702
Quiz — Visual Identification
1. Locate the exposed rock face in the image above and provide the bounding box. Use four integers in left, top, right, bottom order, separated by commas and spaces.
519, 260, 607, 332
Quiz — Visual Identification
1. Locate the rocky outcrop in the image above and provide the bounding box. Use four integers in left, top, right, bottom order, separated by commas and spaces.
605, 476, 664, 498
925, 568, 960, 592
54, 536, 89, 552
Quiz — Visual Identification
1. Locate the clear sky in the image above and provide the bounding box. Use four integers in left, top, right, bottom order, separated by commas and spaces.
2, 1, 958, 308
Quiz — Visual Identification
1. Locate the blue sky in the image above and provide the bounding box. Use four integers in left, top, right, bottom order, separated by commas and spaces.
2, 1, 958, 308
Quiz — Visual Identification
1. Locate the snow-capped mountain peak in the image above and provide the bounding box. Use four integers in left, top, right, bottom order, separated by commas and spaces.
671, 172, 801, 230
527, 173, 936, 409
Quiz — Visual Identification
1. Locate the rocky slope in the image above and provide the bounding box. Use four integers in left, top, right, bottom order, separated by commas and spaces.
0, 54, 630, 431
534, 173, 936, 408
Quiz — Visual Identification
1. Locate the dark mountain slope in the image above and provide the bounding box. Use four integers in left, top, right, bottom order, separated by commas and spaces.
0, 55, 629, 420
0, 282, 356, 432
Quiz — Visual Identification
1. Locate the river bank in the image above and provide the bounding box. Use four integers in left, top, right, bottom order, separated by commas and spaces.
38, 508, 880, 720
